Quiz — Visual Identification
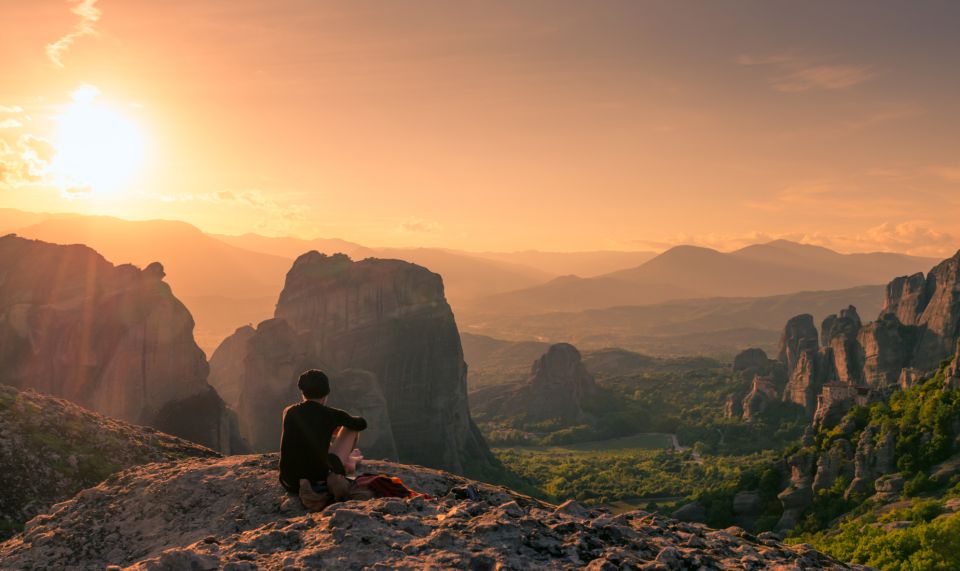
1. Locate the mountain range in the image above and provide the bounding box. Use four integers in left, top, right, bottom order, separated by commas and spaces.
465, 240, 936, 316
0, 208, 941, 356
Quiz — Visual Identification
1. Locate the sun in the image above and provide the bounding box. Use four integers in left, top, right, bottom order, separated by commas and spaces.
51, 85, 146, 195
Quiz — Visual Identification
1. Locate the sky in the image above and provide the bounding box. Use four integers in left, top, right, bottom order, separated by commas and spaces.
1, 0, 959, 255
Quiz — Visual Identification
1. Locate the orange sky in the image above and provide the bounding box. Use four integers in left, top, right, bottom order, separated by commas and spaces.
1, 1, 958, 255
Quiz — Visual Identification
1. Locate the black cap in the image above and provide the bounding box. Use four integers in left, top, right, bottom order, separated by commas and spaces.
297, 369, 329, 399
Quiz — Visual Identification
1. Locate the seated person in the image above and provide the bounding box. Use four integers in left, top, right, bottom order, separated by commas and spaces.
278, 369, 366, 503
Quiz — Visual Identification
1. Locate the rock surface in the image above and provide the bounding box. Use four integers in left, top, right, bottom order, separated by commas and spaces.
0, 236, 236, 451
0, 454, 868, 570
0, 385, 216, 539
473, 343, 600, 425
212, 252, 495, 476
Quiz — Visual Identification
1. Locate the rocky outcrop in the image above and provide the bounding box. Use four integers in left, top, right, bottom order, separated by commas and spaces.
811, 438, 854, 493
845, 425, 896, 499
725, 348, 788, 420
754, 250, 960, 432
472, 343, 600, 425
0, 236, 235, 451
0, 454, 867, 570
778, 314, 820, 374
207, 324, 255, 410
776, 448, 817, 531
880, 250, 960, 371
740, 375, 779, 421
212, 252, 495, 477
0, 385, 216, 539
326, 369, 399, 461
822, 306, 863, 385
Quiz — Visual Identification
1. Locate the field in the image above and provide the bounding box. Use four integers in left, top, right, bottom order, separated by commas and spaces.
494, 440, 775, 512
497, 432, 674, 453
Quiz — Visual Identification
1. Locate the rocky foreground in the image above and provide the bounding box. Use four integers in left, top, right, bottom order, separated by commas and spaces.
1, 454, 867, 570
0, 385, 216, 539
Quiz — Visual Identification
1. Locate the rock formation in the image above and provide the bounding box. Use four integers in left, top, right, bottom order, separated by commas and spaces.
740, 375, 779, 421
212, 252, 495, 477
0, 384, 216, 539
0, 235, 237, 451
726, 348, 788, 421
0, 453, 868, 570
472, 343, 600, 425
207, 324, 256, 410
844, 425, 897, 499
734, 249, 960, 430
880, 251, 960, 371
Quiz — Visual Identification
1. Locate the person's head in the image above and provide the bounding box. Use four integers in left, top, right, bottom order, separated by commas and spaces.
298, 369, 330, 401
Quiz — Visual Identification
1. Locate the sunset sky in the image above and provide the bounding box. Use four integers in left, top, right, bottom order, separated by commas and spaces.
1, 1, 958, 255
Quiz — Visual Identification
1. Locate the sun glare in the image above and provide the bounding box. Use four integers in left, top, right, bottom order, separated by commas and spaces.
51, 85, 146, 195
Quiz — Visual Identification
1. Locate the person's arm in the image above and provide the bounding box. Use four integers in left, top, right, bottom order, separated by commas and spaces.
333, 408, 367, 431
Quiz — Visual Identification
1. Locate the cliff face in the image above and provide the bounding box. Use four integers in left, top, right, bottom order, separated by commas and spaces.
0, 236, 235, 451
207, 324, 256, 410
0, 453, 868, 570
745, 250, 960, 431
880, 251, 960, 371
751, 250, 960, 532
473, 343, 599, 425
213, 252, 494, 476
0, 384, 217, 539
725, 348, 788, 421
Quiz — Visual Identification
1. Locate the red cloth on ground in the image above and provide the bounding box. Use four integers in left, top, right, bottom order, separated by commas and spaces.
353, 474, 431, 499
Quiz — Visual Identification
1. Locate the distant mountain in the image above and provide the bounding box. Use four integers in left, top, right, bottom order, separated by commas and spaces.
469, 241, 936, 317
471, 250, 657, 277
459, 285, 887, 357
212, 233, 553, 304
607, 242, 936, 297
469, 275, 697, 313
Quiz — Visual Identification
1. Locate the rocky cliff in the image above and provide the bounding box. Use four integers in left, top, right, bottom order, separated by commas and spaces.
0, 384, 217, 539
0, 235, 237, 451
472, 343, 601, 427
725, 347, 788, 421
736, 250, 960, 430
0, 453, 867, 570
880, 251, 960, 371
212, 252, 495, 476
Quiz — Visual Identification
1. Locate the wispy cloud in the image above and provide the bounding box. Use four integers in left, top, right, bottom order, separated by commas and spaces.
159, 189, 310, 223
47, 0, 101, 68
400, 217, 443, 233
737, 54, 876, 93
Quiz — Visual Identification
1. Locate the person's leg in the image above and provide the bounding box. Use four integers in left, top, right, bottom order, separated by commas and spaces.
329, 427, 361, 475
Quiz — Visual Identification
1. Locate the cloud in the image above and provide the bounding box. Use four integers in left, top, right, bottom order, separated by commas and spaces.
159, 189, 310, 223
46, 0, 101, 68
0, 119, 22, 129
737, 54, 876, 93
0, 134, 56, 187
400, 217, 443, 233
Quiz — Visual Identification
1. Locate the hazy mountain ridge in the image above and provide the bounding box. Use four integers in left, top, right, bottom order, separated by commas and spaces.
473, 242, 937, 318
461, 286, 887, 357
